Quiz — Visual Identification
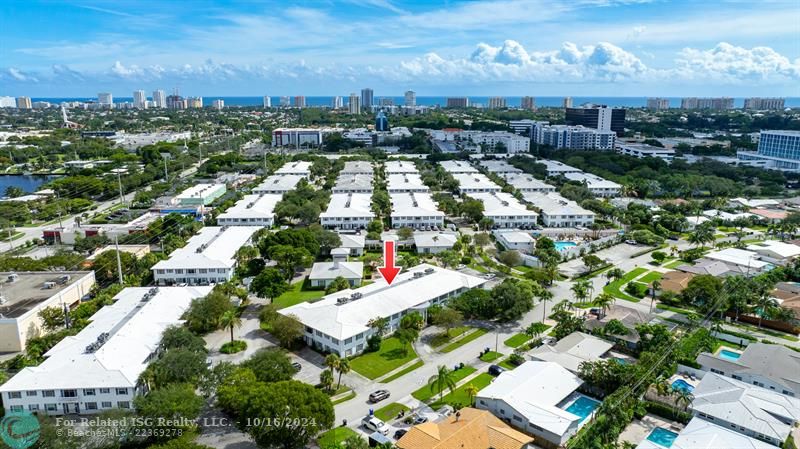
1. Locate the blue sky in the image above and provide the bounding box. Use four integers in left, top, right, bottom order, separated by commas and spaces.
1, 0, 799, 97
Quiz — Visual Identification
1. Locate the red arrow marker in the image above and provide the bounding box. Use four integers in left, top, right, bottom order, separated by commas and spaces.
378, 240, 401, 285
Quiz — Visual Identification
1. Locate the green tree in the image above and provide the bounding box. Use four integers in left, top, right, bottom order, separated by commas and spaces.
428, 365, 457, 401
147, 349, 207, 387
269, 245, 313, 280
242, 348, 296, 383
270, 313, 305, 348
397, 227, 414, 240
525, 322, 549, 340
498, 250, 522, 267
491, 279, 535, 321
185, 290, 234, 334
594, 293, 615, 318
219, 309, 242, 343
134, 383, 203, 440
336, 358, 351, 389
325, 276, 351, 294
582, 254, 604, 273
429, 307, 463, 335
160, 325, 207, 353
319, 369, 334, 392
250, 268, 289, 299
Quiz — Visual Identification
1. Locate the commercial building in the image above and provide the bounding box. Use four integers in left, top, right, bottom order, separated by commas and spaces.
509, 119, 549, 138
616, 142, 676, 162
0, 286, 212, 416
348, 93, 361, 114
390, 193, 445, 229
274, 161, 313, 177
680, 97, 734, 110
468, 192, 538, 228
0, 272, 96, 353
16, 96, 32, 109
385, 160, 418, 174
360, 88, 374, 108
404, 90, 416, 107
216, 194, 281, 227
565, 105, 625, 136
280, 264, 485, 356
487, 97, 507, 109
744, 98, 785, 110
737, 130, 800, 172
696, 343, 800, 397
252, 174, 304, 194
529, 331, 613, 373
522, 192, 595, 228
272, 129, 336, 148
476, 361, 596, 447
446, 97, 469, 108
332, 174, 374, 194
563, 172, 621, 197
646, 97, 670, 110
520, 96, 536, 111
478, 160, 522, 175
387, 173, 429, 193
320, 193, 374, 230
174, 183, 227, 207
308, 250, 363, 288
439, 160, 479, 174
503, 174, 556, 193
151, 226, 261, 285
375, 111, 389, 131
396, 407, 533, 449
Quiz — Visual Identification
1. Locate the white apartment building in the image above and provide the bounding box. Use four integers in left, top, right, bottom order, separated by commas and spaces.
274, 161, 312, 177
272, 129, 326, 147
457, 131, 530, 153
216, 194, 281, 227
616, 142, 676, 162
384, 160, 419, 174
152, 90, 166, 108
523, 192, 596, 228
452, 173, 502, 194
439, 160, 479, 174
536, 125, 616, 150
468, 192, 538, 229
503, 174, 557, 193
174, 183, 227, 207
390, 193, 445, 229
478, 160, 523, 175
320, 193, 374, 230
563, 172, 621, 197
387, 173, 429, 193
132, 90, 147, 109
537, 159, 583, 177
252, 174, 304, 194
404, 90, 416, 107
280, 264, 485, 356
152, 226, 261, 285
341, 161, 374, 175
0, 286, 212, 416
263, 96, 271, 108
332, 174, 374, 194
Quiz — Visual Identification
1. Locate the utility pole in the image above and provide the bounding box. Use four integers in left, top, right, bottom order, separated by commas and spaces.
160, 153, 170, 181
116, 171, 125, 206
55, 191, 64, 229
114, 234, 124, 286
7, 227, 14, 251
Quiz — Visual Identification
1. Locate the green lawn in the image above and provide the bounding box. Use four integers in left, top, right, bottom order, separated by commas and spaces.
380, 360, 424, 383
374, 402, 410, 422
468, 263, 489, 273
332, 391, 356, 405
479, 351, 503, 362
656, 303, 695, 315
664, 259, 685, 269
639, 271, 663, 284
349, 337, 418, 380
430, 373, 494, 409
602, 267, 647, 302
498, 359, 518, 371
272, 281, 326, 309
503, 333, 530, 348
411, 366, 477, 402
429, 327, 471, 348
317, 427, 359, 447
440, 328, 489, 353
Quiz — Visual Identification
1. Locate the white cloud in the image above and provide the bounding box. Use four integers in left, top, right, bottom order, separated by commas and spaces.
674, 42, 800, 83
5, 68, 37, 82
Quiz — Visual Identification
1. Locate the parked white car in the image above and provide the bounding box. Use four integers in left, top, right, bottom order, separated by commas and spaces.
361, 416, 390, 435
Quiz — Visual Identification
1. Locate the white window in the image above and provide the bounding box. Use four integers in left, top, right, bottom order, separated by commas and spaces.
117, 401, 130, 409
101, 402, 112, 408
8, 392, 21, 399
83, 389, 95, 396
25, 391, 37, 397
100, 388, 110, 394
28, 404, 39, 411
116, 388, 128, 395
46, 404, 58, 412
85, 402, 98, 410
42, 390, 55, 397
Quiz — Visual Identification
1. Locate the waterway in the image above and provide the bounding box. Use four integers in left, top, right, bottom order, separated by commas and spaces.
0, 174, 60, 196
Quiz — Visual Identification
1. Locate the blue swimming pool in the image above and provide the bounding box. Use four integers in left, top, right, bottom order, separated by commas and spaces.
646, 428, 679, 448
563, 396, 601, 423
671, 379, 694, 393
719, 349, 742, 361
555, 241, 577, 252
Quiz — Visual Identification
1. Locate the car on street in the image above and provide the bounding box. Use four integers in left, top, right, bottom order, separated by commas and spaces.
488, 364, 505, 376
369, 389, 390, 403
291, 362, 302, 372
362, 416, 390, 435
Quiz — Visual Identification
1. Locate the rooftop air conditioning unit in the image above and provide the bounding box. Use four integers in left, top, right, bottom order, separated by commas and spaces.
43, 281, 57, 289
413, 272, 424, 279
424, 267, 435, 274
7, 273, 18, 283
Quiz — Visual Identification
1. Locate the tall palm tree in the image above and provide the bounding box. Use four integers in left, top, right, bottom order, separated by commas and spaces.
754, 293, 778, 329
674, 389, 694, 411
428, 365, 457, 401
606, 268, 624, 284
553, 299, 575, 314
594, 293, 615, 319
650, 279, 661, 313
325, 353, 341, 377
465, 383, 479, 406
571, 280, 590, 304
336, 358, 351, 389
320, 369, 334, 393
537, 289, 554, 323
219, 310, 242, 343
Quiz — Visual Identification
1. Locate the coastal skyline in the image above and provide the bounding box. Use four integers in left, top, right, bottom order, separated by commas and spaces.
2, 0, 799, 97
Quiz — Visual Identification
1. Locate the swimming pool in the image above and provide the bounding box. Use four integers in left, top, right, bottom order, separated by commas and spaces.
554, 241, 577, 252
671, 379, 694, 393
646, 428, 679, 448
719, 349, 742, 361
563, 395, 601, 423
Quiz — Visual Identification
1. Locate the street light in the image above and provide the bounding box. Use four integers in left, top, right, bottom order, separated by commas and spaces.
159, 152, 171, 182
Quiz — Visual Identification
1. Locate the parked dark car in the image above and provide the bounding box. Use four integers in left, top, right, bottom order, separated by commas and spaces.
393, 429, 408, 440
369, 389, 390, 403
488, 365, 506, 376
291, 362, 302, 372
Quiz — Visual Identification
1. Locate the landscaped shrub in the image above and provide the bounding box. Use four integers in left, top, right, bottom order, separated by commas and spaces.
220, 340, 247, 354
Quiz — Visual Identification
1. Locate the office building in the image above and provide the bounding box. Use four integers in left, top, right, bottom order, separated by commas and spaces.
744, 97, 785, 110
174, 183, 227, 207
320, 193, 374, 230
212, 99, 224, 110
468, 192, 538, 228
737, 130, 800, 172
404, 90, 416, 107
680, 97, 734, 110
279, 96, 290, 107
262, 96, 271, 108
132, 90, 147, 109
0, 272, 96, 353
280, 264, 485, 356
390, 193, 445, 229
152, 226, 261, 285
446, 97, 469, 108
360, 88, 373, 108
271, 128, 324, 148
646, 97, 670, 110
348, 93, 361, 114
332, 96, 343, 109
563, 96, 573, 108
97, 92, 113, 108
522, 192, 595, 227
293, 96, 306, 108
375, 111, 389, 131
152, 90, 166, 108
0, 286, 212, 416
520, 96, 536, 110
487, 97, 506, 109
565, 105, 625, 136
216, 194, 281, 227
15, 96, 32, 109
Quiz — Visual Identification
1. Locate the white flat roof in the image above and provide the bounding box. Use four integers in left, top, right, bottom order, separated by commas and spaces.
746, 240, 800, 258
453, 173, 502, 191
413, 232, 458, 248
440, 160, 479, 173
705, 248, 771, 269
217, 194, 280, 220
390, 193, 445, 217
175, 183, 225, 200
338, 233, 366, 249
384, 160, 419, 174
468, 192, 538, 219
341, 161, 374, 174
333, 174, 374, 190
0, 286, 212, 391
476, 361, 585, 436
274, 161, 312, 175
522, 192, 595, 217
529, 332, 613, 372
478, 160, 522, 174
308, 261, 364, 280
636, 417, 775, 449
495, 230, 535, 244
563, 172, 621, 189
503, 174, 556, 191
387, 173, 429, 192
280, 264, 485, 340
538, 159, 581, 173
321, 193, 375, 219
253, 174, 304, 192
152, 226, 260, 270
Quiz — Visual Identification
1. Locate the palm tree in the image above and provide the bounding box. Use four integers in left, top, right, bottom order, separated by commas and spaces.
605, 268, 624, 284
319, 369, 334, 393
674, 388, 693, 411
367, 317, 389, 337
465, 383, 479, 406
552, 299, 575, 314
571, 280, 591, 304
325, 353, 341, 377
754, 293, 778, 328
650, 279, 661, 313
537, 289, 554, 323
219, 310, 242, 343
336, 358, 351, 389
653, 376, 671, 397
594, 293, 615, 319
525, 322, 549, 340
428, 365, 457, 401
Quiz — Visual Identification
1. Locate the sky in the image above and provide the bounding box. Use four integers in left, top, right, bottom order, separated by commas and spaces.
1, 0, 800, 97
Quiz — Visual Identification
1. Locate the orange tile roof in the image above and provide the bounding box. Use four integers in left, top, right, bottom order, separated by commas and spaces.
396, 408, 533, 449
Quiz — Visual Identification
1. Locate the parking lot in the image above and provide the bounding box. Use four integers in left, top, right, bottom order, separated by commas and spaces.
559, 242, 645, 278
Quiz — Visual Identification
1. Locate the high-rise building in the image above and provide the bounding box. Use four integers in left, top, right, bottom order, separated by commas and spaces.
744, 97, 785, 110
15, 96, 32, 109
263, 96, 271, 108
521, 96, 536, 111
680, 97, 734, 110
212, 99, 224, 110
565, 105, 626, 136
378, 97, 394, 106
332, 96, 344, 109
133, 90, 147, 109
563, 97, 573, 108
349, 93, 361, 114
280, 96, 290, 107
404, 90, 416, 107
0, 97, 15, 108
375, 111, 389, 132
293, 96, 306, 108
152, 90, 166, 108
167, 94, 185, 109
446, 97, 469, 108
738, 130, 800, 172
361, 88, 374, 109
488, 97, 507, 109
646, 98, 670, 110
98, 92, 113, 108
186, 97, 203, 108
